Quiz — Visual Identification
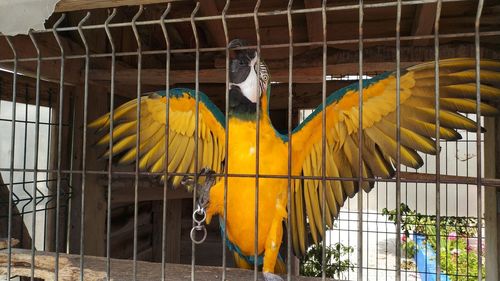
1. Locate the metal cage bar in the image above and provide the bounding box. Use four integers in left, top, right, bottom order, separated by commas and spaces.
104, 8, 118, 281
76, 12, 91, 281
159, 4, 172, 281
221, 0, 231, 280
130, 6, 144, 281
51, 13, 67, 281
5, 35, 17, 281
0, 1, 495, 281
356, 0, 364, 279
189, 3, 201, 280
253, 1, 262, 280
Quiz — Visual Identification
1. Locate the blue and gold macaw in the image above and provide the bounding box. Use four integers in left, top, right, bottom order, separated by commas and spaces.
90, 39, 500, 280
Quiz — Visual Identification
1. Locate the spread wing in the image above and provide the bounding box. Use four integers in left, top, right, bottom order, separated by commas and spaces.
290, 58, 500, 256
89, 88, 226, 186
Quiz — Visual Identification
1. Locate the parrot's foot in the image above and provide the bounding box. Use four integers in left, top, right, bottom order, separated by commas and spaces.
181, 167, 216, 209
263, 272, 284, 281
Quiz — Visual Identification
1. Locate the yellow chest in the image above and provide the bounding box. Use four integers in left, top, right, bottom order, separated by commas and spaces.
227, 118, 288, 176
222, 117, 289, 255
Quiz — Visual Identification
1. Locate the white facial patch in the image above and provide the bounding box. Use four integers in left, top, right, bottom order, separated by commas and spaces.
230, 55, 259, 103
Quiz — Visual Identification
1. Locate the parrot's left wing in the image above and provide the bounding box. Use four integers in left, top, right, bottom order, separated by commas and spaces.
89, 88, 226, 187
289, 58, 500, 256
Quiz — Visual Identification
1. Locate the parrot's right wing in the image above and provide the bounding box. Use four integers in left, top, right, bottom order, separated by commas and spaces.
89, 88, 226, 186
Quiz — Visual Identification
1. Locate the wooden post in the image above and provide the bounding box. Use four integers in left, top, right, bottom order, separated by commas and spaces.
68, 83, 108, 256
485, 116, 498, 281
165, 199, 182, 263
0, 175, 32, 249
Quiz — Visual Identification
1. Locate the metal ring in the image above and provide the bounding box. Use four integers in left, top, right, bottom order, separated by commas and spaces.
193, 207, 206, 224
190, 225, 207, 244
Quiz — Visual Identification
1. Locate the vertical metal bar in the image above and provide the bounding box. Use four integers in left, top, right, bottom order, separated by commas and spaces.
433, 1, 443, 279
5, 36, 18, 281
28, 30, 41, 281
66, 94, 76, 254
159, 5, 171, 281
474, 1, 484, 280
221, 0, 230, 279
286, 1, 293, 280
253, 1, 261, 280
189, 3, 201, 280
321, 0, 327, 280
103, 9, 117, 281
130, 6, 143, 281
43, 90, 54, 253
51, 14, 67, 281
76, 12, 91, 281
357, 0, 364, 280
395, 1, 402, 281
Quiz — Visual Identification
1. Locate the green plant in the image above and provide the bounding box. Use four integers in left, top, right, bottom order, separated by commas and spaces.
300, 243, 355, 279
383, 203, 485, 281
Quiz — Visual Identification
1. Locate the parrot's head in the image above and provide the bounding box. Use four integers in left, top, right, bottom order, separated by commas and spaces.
227, 39, 270, 118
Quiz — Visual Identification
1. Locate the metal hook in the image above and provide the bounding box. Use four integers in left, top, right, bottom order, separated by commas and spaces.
253, 0, 261, 46
131, 5, 144, 50
159, 3, 172, 50
104, 8, 117, 52
28, 30, 40, 57
190, 2, 200, 47
77, 12, 91, 53
5, 37, 17, 59
52, 14, 66, 56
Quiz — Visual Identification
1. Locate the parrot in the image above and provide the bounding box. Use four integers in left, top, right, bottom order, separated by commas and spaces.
89, 39, 500, 281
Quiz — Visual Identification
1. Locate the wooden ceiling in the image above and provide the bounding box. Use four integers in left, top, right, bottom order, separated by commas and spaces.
1, 0, 500, 109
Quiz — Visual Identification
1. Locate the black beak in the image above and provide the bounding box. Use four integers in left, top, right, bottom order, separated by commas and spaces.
228, 38, 248, 49
228, 39, 256, 84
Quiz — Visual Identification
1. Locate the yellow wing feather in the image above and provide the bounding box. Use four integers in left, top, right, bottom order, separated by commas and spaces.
290, 58, 500, 257
90, 90, 225, 187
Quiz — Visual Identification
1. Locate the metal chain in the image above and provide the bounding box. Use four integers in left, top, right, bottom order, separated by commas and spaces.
190, 204, 207, 244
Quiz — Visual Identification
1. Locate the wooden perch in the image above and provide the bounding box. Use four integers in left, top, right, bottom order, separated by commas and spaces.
0, 238, 19, 250
0, 249, 327, 281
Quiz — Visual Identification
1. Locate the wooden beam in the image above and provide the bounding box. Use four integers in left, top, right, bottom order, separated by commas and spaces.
411, 3, 437, 46
198, 0, 226, 48
0, 34, 83, 85
217, 43, 500, 70
55, 0, 174, 12
89, 61, 415, 85
106, 178, 193, 204
0, 248, 325, 280
173, 81, 353, 110
303, 0, 323, 45
0, 69, 71, 107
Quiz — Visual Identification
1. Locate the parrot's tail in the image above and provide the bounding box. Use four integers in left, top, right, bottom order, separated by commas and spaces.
233, 252, 252, 270
274, 257, 286, 274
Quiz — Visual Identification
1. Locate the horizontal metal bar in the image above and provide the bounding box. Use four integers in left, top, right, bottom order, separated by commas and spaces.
2, 30, 500, 64
0, 168, 497, 186
12, 0, 471, 36
0, 119, 67, 126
